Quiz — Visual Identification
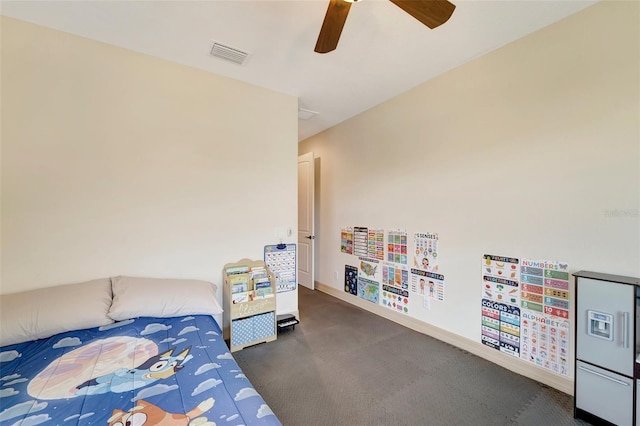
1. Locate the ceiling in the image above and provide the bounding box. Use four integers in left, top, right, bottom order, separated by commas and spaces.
1, 0, 597, 142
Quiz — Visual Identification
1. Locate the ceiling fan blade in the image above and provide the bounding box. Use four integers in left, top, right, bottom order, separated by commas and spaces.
388, 0, 456, 29
314, 0, 352, 54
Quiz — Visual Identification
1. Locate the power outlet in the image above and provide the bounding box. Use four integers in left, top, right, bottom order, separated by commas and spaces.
334, 271, 339, 281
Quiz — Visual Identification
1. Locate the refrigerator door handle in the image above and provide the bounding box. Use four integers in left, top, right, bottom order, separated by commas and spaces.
622, 311, 629, 349
577, 365, 630, 386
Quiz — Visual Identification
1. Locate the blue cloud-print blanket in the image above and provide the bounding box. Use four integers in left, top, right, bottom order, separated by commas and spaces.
0, 315, 281, 426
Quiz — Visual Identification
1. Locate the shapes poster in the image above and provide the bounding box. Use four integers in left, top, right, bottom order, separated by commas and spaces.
387, 230, 408, 264
481, 254, 521, 357
413, 232, 439, 272
411, 269, 445, 302
344, 265, 358, 295
353, 226, 369, 257
520, 311, 570, 376
381, 263, 409, 314
357, 257, 380, 304
340, 227, 354, 254
367, 228, 385, 260
519, 259, 570, 376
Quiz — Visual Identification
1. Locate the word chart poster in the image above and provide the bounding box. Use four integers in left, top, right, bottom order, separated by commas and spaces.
382, 263, 409, 314
481, 254, 521, 357
368, 228, 385, 260
357, 257, 381, 304
340, 227, 354, 254
264, 244, 297, 293
354, 227, 369, 257
520, 259, 570, 375
413, 233, 439, 272
387, 230, 408, 265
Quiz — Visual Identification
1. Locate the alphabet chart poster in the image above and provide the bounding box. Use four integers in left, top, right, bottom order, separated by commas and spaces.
413, 232, 439, 273
367, 228, 385, 260
340, 227, 354, 254
381, 263, 409, 314
387, 230, 408, 264
520, 311, 570, 376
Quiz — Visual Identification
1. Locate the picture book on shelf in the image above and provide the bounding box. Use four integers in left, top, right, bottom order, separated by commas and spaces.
232, 291, 251, 304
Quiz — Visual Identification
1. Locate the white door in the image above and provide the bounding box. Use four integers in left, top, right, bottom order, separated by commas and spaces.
298, 152, 315, 290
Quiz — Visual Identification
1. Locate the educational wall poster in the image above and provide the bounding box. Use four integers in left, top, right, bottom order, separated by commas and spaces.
520, 259, 570, 319
381, 263, 409, 314
387, 230, 408, 265
520, 311, 570, 376
481, 299, 521, 357
367, 228, 385, 260
481, 254, 521, 357
344, 265, 358, 296
340, 227, 354, 254
354, 226, 369, 257
411, 269, 445, 301
482, 254, 520, 306
357, 257, 381, 304
519, 259, 570, 376
413, 232, 439, 272
264, 244, 296, 293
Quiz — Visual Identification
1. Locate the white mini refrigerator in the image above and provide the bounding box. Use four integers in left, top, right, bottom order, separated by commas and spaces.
574, 271, 640, 426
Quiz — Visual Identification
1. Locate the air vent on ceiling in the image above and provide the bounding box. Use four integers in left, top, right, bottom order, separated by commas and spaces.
210, 42, 249, 65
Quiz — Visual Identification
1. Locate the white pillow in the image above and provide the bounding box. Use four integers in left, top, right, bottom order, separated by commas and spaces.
0, 278, 114, 347
108, 276, 223, 321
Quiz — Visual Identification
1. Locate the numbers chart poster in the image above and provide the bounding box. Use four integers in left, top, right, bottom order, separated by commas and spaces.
340, 227, 354, 255
413, 232, 439, 272
480, 254, 521, 357
381, 263, 410, 314
519, 259, 570, 375
387, 230, 408, 265
357, 257, 381, 304
353, 227, 369, 257
368, 228, 385, 260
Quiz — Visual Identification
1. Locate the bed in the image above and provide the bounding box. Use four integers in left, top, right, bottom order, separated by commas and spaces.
0, 276, 281, 426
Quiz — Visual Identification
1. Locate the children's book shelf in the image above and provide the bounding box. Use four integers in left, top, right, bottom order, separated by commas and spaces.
223, 258, 277, 352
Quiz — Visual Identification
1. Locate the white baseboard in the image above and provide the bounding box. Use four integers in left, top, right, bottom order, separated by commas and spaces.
315, 281, 573, 395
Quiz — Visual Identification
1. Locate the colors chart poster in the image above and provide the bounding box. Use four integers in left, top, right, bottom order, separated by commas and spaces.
480, 254, 521, 357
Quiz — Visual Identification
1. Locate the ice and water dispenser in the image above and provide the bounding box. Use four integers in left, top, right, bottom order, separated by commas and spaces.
587, 310, 614, 341
574, 271, 640, 426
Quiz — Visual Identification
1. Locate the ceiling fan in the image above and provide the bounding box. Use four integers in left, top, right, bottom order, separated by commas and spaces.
314, 0, 456, 54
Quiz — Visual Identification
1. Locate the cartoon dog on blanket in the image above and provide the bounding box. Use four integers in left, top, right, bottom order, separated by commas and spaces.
76, 347, 191, 395
107, 398, 216, 426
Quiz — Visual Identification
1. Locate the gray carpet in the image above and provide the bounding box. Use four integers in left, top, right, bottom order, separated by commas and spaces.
234, 287, 590, 426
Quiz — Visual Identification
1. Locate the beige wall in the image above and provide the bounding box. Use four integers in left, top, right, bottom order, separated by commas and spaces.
1, 17, 299, 314
300, 0, 639, 389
